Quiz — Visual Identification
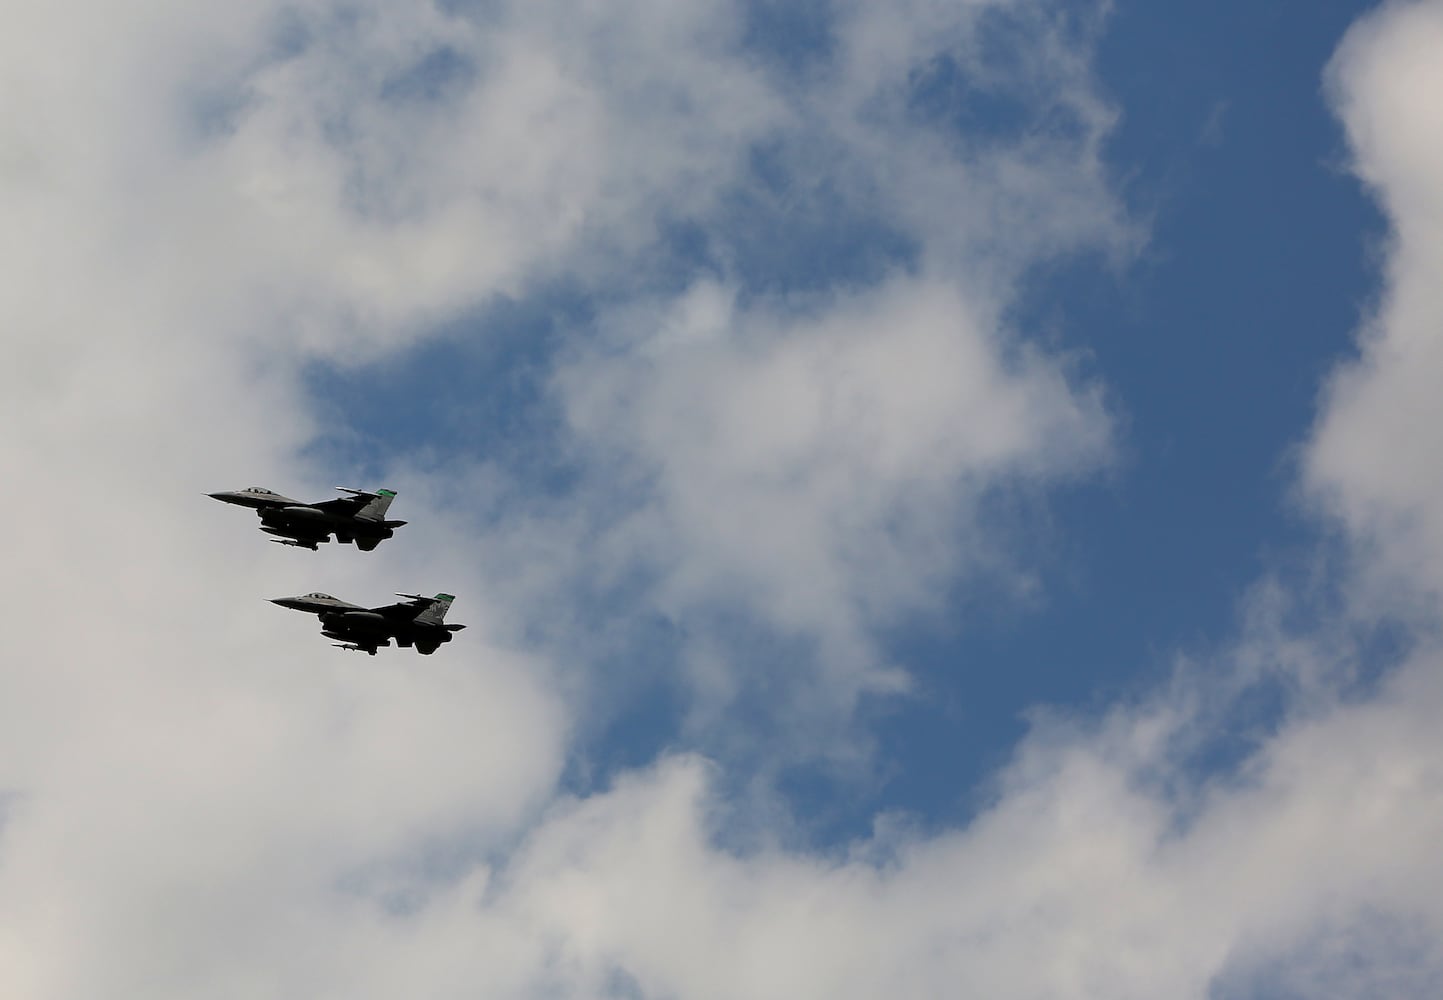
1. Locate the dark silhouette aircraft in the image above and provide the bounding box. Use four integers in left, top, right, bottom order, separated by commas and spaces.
269, 591, 465, 655
208, 486, 406, 551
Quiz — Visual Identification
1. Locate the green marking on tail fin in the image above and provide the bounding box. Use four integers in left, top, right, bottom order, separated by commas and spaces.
378, 489, 397, 497
434, 593, 455, 601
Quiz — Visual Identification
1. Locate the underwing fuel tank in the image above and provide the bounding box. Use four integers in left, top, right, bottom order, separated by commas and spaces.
326, 610, 390, 632
276, 505, 328, 521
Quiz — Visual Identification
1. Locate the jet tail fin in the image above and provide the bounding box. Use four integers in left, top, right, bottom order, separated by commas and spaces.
337, 487, 398, 522
413, 593, 455, 626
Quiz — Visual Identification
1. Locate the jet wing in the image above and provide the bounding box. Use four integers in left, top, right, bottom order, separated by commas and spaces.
309, 488, 399, 525
311, 494, 372, 515
369, 595, 430, 620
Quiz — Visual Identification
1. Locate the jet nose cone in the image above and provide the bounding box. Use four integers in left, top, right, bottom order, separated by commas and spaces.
269, 597, 302, 610
208, 491, 235, 502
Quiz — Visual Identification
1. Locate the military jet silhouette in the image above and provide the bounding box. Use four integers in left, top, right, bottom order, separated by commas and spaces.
208, 486, 406, 551
270, 591, 465, 655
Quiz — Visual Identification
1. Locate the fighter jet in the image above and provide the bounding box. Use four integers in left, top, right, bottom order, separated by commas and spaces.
208, 486, 407, 551
270, 591, 466, 655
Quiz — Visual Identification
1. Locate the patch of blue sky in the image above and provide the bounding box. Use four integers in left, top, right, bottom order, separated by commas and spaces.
559, 624, 689, 793
379, 46, 477, 104
302, 284, 590, 494
706, 145, 921, 298
906, 52, 1035, 144
739, 0, 835, 80
902, 7, 1098, 147
861, 0, 1390, 832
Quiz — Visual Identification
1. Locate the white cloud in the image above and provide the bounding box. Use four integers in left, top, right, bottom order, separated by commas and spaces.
145, 634, 1432, 1000
556, 277, 1109, 700
498, 669, 1443, 997
1307, 0, 1443, 611
0, 3, 582, 995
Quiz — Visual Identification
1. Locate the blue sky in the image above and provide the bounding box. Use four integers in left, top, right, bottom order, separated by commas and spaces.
5, 0, 1443, 996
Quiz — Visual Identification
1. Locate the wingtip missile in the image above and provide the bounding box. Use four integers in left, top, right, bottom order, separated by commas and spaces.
335, 486, 397, 497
